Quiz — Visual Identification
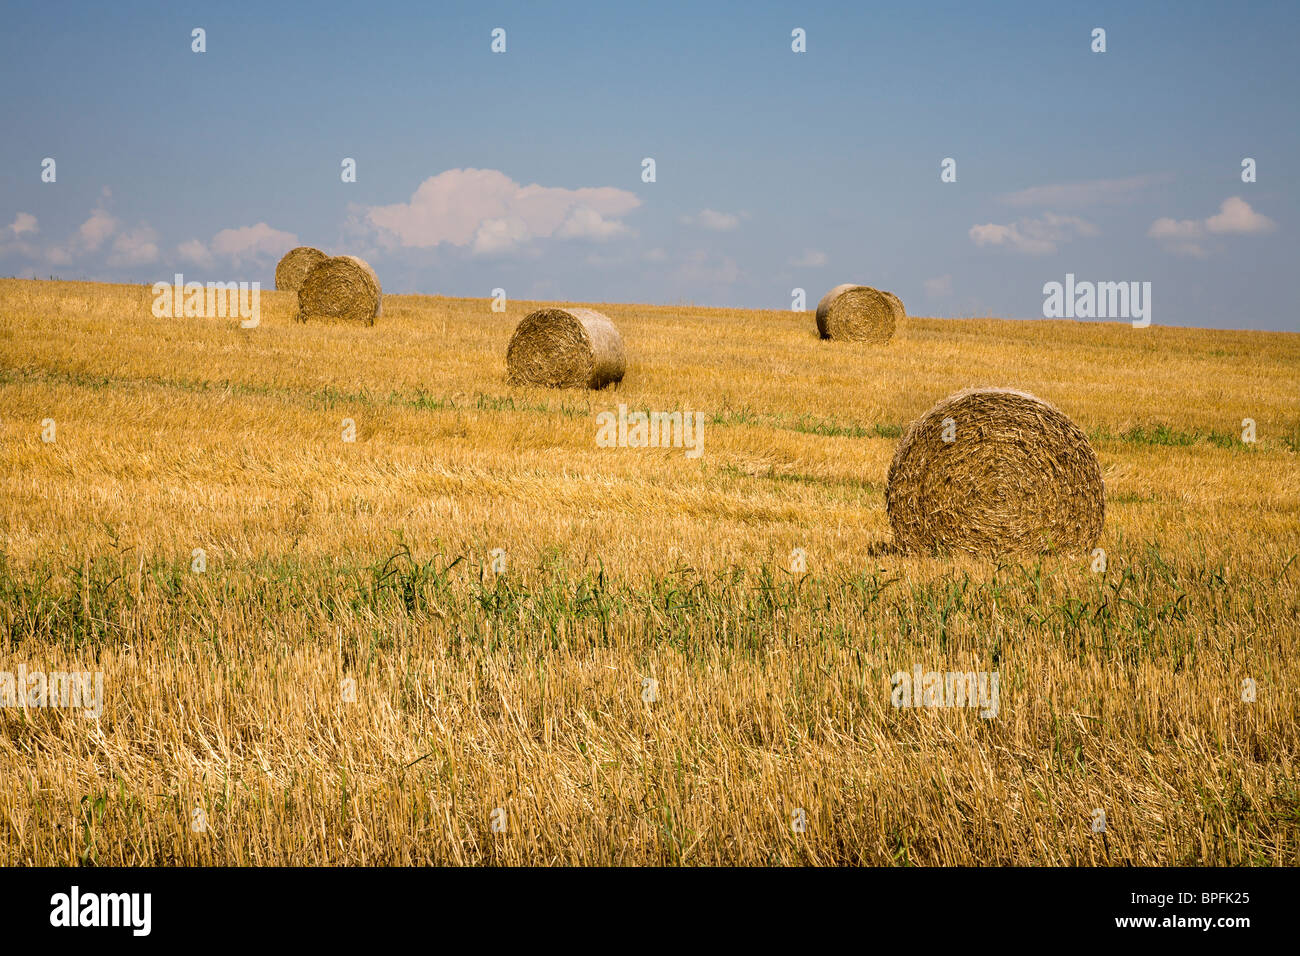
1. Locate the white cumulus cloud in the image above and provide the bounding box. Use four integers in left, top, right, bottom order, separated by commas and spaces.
177, 238, 214, 266
107, 226, 160, 267
1206, 196, 1275, 234
1, 197, 166, 270
0, 213, 40, 260
364, 168, 640, 255
556, 205, 629, 241
178, 223, 299, 268
210, 223, 299, 265
76, 207, 118, 251
471, 217, 530, 255
6, 212, 38, 237
1148, 197, 1274, 256
40, 202, 121, 263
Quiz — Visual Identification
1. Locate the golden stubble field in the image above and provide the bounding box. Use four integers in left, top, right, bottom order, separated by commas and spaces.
0, 277, 1297, 865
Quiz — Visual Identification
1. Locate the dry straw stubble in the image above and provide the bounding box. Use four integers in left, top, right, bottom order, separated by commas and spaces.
815, 284, 897, 343
274, 246, 329, 294
506, 307, 627, 389
297, 255, 382, 325
886, 387, 1105, 556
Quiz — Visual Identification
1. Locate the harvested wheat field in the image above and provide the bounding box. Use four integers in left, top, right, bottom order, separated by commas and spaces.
0, 277, 1298, 866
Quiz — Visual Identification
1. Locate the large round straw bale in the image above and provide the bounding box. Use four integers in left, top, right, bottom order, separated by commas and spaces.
885, 387, 1104, 556
815, 284, 896, 343
274, 246, 328, 294
506, 308, 626, 389
296, 255, 382, 325
882, 290, 905, 320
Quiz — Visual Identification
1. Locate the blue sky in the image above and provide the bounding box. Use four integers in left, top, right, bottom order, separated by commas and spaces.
1, 0, 1297, 330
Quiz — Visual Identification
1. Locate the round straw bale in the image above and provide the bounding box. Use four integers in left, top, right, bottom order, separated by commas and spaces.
882, 290, 905, 320
506, 308, 626, 389
296, 255, 382, 325
885, 387, 1104, 556
815, 284, 896, 343
274, 246, 328, 294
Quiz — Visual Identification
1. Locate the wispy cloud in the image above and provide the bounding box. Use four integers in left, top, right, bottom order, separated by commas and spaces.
364, 168, 640, 255
678, 249, 742, 285
1000, 174, 1167, 208
969, 212, 1098, 255
682, 208, 742, 232
788, 249, 826, 267
924, 275, 952, 298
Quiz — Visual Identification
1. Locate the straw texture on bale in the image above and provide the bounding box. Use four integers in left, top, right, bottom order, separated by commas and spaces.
815, 284, 896, 343
296, 255, 382, 325
274, 246, 328, 294
886, 387, 1104, 556
506, 308, 626, 389
882, 290, 905, 321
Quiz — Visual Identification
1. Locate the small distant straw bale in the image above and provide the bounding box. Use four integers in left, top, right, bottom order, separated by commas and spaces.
274, 246, 328, 294
815, 284, 896, 342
